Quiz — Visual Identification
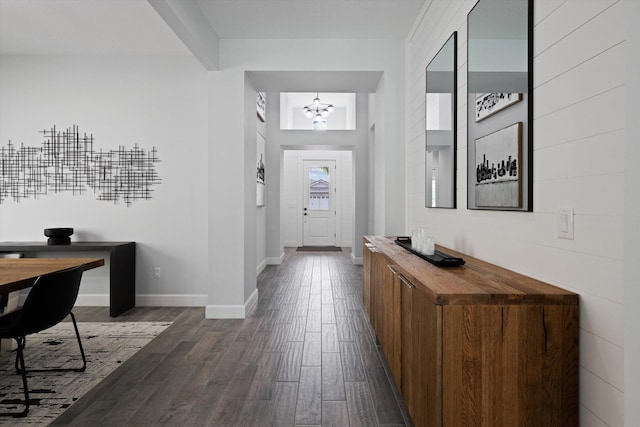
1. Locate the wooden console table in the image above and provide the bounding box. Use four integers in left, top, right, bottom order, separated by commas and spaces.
363, 236, 579, 427
0, 242, 135, 317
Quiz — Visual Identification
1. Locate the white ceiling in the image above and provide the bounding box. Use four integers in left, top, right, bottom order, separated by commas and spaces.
0, 0, 425, 94
0, 0, 190, 55
246, 71, 383, 92
196, 0, 426, 39
0, 0, 425, 55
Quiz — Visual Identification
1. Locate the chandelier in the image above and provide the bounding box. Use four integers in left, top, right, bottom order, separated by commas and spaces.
303, 93, 335, 131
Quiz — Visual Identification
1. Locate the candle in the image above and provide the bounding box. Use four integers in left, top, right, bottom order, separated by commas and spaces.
423, 238, 435, 256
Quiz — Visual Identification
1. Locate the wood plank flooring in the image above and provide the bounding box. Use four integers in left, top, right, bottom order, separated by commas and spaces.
51, 248, 412, 426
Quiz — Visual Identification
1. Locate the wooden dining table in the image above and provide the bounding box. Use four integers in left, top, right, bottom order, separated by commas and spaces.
0, 257, 105, 295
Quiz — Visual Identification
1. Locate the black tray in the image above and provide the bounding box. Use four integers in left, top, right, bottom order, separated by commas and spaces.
395, 237, 465, 267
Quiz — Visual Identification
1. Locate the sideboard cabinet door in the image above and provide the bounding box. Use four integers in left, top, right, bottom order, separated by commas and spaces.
401, 275, 442, 427
362, 242, 374, 320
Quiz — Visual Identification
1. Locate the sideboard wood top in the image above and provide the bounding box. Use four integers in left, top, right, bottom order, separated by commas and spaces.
365, 236, 578, 305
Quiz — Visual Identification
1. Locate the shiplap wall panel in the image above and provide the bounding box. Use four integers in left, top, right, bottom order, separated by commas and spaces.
534, 3, 624, 87
580, 407, 610, 427
534, 130, 624, 181
534, 175, 623, 216
534, 0, 618, 55
406, 0, 472, 219
533, 86, 624, 150
528, 244, 623, 303
581, 366, 624, 426
579, 292, 624, 348
534, 44, 624, 118
406, 1, 624, 425
581, 329, 624, 391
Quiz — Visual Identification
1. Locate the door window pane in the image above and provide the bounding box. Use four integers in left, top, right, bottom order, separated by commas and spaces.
309, 166, 330, 210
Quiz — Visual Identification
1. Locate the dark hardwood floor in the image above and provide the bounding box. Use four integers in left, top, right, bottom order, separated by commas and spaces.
51, 248, 412, 426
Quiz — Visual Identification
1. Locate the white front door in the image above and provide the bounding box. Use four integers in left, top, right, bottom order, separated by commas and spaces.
303, 160, 336, 246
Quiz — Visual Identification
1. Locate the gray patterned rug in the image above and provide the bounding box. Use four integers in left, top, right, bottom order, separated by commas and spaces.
0, 321, 171, 426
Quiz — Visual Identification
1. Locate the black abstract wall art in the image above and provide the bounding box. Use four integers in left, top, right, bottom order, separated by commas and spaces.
0, 125, 161, 206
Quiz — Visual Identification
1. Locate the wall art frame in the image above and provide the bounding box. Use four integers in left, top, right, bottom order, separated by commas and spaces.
474, 122, 522, 208
256, 131, 265, 207
257, 92, 266, 122
475, 92, 522, 122
467, 0, 533, 211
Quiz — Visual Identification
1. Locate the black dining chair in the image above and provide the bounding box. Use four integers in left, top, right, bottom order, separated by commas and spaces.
0, 264, 86, 417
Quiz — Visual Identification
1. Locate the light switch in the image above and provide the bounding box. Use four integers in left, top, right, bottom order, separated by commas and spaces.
558, 207, 574, 240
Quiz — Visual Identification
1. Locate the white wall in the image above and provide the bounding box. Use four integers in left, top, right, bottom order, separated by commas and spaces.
266, 91, 370, 262
281, 150, 353, 248
221, 38, 406, 252
206, 69, 259, 318
373, 78, 387, 236
624, 0, 640, 424
406, 0, 624, 425
256, 120, 267, 275
0, 55, 209, 306
243, 74, 259, 306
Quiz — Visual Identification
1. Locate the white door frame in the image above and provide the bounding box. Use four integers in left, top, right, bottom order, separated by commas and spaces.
285, 150, 352, 249
302, 159, 336, 246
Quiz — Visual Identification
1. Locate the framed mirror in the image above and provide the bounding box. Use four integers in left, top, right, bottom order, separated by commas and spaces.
467, 0, 533, 211
426, 32, 457, 208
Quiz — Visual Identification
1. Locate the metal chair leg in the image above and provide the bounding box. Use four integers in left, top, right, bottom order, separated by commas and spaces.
69, 312, 86, 372
1, 337, 30, 417
16, 313, 86, 373
2, 314, 86, 417
15, 338, 30, 417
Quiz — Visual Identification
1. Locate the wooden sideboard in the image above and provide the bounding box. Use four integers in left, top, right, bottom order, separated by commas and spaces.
363, 236, 579, 427
0, 242, 135, 317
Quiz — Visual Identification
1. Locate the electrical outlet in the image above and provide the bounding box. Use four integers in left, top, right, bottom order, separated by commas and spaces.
153, 267, 161, 279
557, 207, 574, 240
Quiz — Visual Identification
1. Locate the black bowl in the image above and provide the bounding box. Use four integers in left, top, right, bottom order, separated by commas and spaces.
44, 227, 74, 238
44, 228, 74, 245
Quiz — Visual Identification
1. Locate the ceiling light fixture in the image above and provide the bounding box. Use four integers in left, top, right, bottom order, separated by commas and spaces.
303, 93, 334, 131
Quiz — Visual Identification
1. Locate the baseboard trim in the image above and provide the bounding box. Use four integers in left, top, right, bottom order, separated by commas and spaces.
136, 294, 208, 306
75, 295, 110, 306
40, 292, 256, 317
205, 288, 259, 319
41, 294, 210, 308
257, 259, 267, 276
245, 288, 259, 316
352, 253, 363, 265
21, 294, 111, 307
31, 292, 257, 316
205, 304, 245, 319
266, 252, 285, 265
